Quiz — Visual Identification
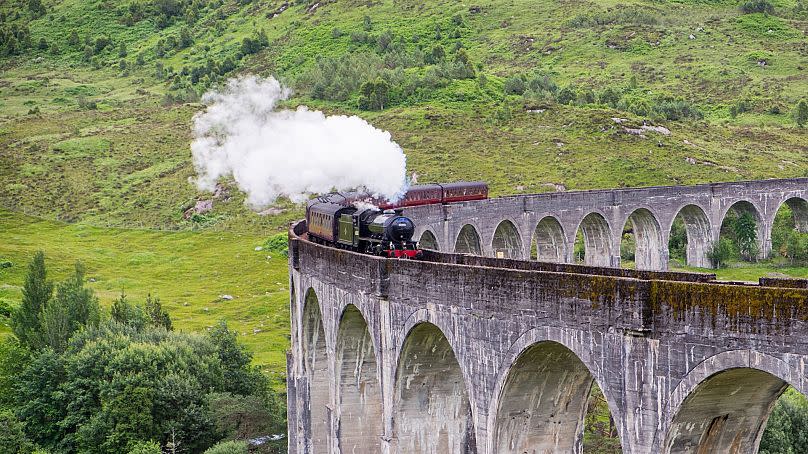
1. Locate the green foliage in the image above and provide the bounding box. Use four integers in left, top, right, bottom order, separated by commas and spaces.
263, 232, 289, 257
127, 441, 162, 454
11, 251, 52, 350
735, 212, 759, 261
0, 340, 28, 411
0, 410, 35, 454
359, 77, 390, 110
38, 261, 101, 352
203, 440, 248, 454
708, 238, 735, 268
760, 388, 808, 454
668, 218, 687, 263
740, 0, 774, 15
794, 100, 808, 127
504, 76, 526, 95
784, 231, 808, 264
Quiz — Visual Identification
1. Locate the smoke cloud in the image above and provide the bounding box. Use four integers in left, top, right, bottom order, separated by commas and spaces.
190, 75, 408, 209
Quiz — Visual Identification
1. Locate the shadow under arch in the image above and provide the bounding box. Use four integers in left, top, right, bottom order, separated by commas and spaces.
393, 321, 477, 454
492, 219, 524, 259
778, 196, 808, 232
302, 288, 330, 453
488, 328, 624, 454
418, 229, 440, 251
335, 304, 383, 453
574, 212, 614, 267
531, 216, 567, 262
621, 207, 666, 270
670, 204, 712, 268
664, 350, 805, 453
455, 223, 483, 255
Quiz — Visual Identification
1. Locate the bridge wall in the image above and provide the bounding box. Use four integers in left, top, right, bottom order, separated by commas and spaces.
287, 230, 808, 454
408, 178, 808, 270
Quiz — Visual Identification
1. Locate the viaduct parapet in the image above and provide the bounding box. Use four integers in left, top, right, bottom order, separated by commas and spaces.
407, 177, 808, 269
287, 178, 808, 454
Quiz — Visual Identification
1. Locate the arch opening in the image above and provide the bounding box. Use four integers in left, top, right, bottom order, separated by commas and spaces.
302, 289, 329, 453
418, 230, 440, 251
770, 197, 808, 265
494, 341, 622, 453
530, 216, 566, 262
336, 305, 383, 453
492, 220, 524, 259
393, 323, 476, 453
455, 224, 483, 255
619, 208, 666, 271
668, 205, 712, 269
716, 201, 765, 265
574, 213, 613, 267
665, 368, 789, 453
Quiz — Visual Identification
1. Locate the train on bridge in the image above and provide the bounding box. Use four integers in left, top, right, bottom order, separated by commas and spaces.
305, 181, 488, 258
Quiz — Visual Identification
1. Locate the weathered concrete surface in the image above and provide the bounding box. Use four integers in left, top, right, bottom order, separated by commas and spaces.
287, 178, 808, 453
288, 219, 808, 454
408, 178, 808, 270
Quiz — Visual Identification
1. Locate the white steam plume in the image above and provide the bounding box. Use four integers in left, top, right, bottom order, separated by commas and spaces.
190, 75, 408, 209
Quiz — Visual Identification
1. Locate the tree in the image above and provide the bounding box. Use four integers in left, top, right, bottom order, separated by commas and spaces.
28, 0, 46, 18
795, 99, 808, 127
358, 77, 390, 111
504, 76, 526, 95
118, 41, 127, 57
145, 294, 172, 330
12, 251, 53, 350
38, 262, 100, 352
735, 212, 759, 261
0, 410, 34, 453
179, 26, 193, 48
708, 238, 734, 268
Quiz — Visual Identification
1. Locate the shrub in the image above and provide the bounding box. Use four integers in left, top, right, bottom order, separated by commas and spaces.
741, 0, 774, 14
708, 238, 735, 268
794, 99, 808, 127
204, 440, 249, 454
358, 77, 390, 110
263, 233, 289, 257
504, 76, 526, 95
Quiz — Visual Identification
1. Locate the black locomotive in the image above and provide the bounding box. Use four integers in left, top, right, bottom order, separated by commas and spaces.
306, 197, 421, 258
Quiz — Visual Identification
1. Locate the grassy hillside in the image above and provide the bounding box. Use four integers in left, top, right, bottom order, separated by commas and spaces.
0, 209, 289, 381
0, 0, 806, 231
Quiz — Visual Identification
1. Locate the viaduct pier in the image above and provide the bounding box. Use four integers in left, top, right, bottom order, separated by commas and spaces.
287, 178, 808, 454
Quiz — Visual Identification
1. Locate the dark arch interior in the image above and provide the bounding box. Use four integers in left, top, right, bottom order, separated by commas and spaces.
418, 230, 439, 251
394, 323, 475, 453
574, 213, 613, 267
530, 216, 566, 262
668, 205, 712, 269
494, 342, 621, 453
665, 368, 789, 453
336, 306, 383, 453
302, 290, 329, 453
492, 220, 524, 259
455, 224, 483, 255
619, 208, 666, 271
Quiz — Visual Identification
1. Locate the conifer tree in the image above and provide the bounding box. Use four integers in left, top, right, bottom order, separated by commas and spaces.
11, 251, 52, 350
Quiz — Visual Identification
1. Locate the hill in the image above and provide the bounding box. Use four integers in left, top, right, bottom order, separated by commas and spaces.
0, 0, 807, 231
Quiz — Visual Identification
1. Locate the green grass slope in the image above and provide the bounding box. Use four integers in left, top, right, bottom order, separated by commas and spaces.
0, 0, 806, 231
0, 209, 289, 380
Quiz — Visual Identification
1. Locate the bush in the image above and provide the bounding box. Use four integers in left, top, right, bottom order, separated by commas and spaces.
794, 99, 808, 127
741, 0, 774, 14
263, 233, 289, 256
707, 238, 735, 268
204, 440, 249, 454
504, 76, 526, 95
127, 440, 162, 454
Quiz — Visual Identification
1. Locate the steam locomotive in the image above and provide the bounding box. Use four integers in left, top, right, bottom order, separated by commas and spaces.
305, 182, 488, 258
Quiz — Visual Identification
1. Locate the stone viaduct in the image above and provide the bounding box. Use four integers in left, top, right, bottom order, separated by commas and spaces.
286, 178, 808, 454
408, 177, 808, 270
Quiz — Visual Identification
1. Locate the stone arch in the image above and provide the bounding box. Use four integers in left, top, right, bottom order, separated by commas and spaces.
781, 197, 808, 232
664, 350, 805, 454
455, 224, 483, 255
621, 208, 666, 270
574, 212, 614, 267
302, 288, 330, 454
418, 229, 440, 251
393, 321, 476, 454
487, 327, 624, 454
670, 204, 712, 268
491, 219, 524, 259
719, 200, 766, 260
530, 216, 566, 262
335, 305, 383, 453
